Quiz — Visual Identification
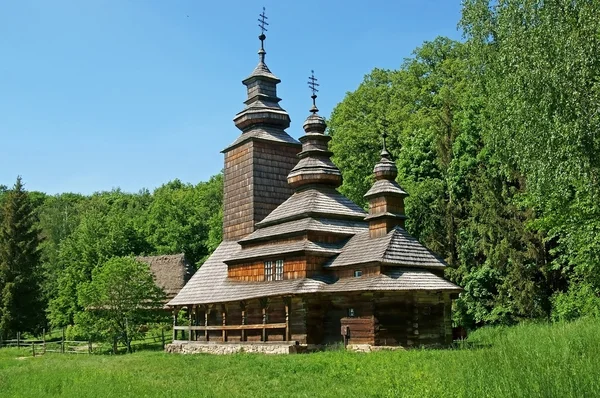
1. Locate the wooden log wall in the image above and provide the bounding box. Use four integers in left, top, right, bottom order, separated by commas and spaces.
340, 316, 377, 345
174, 291, 453, 347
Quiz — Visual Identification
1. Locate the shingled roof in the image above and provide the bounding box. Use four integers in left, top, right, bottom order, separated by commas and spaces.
325, 226, 447, 270
168, 242, 459, 307
256, 187, 366, 227
137, 254, 194, 301
239, 217, 366, 244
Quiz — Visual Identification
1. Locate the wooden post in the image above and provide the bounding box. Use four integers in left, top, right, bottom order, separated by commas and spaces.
240, 301, 246, 342
412, 297, 420, 347
172, 308, 178, 341
17, 332, 20, 348
88, 339, 92, 354
161, 328, 165, 350
32, 341, 35, 357
188, 307, 192, 342
204, 307, 209, 342
221, 305, 227, 343
260, 298, 268, 342
284, 297, 291, 342
42, 328, 46, 354
61, 328, 65, 354
192, 305, 198, 341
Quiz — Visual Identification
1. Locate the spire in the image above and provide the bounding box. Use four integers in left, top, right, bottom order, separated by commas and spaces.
364, 129, 408, 237
257, 7, 268, 67
287, 72, 343, 189
232, 7, 291, 133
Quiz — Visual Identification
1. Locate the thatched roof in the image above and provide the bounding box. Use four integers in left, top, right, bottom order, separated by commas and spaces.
136, 254, 194, 301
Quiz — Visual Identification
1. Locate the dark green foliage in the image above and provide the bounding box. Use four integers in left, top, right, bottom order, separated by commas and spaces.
44, 174, 223, 328
0, 177, 45, 339
76, 256, 166, 353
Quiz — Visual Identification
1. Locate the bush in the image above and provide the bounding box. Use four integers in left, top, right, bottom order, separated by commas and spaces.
552, 283, 600, 322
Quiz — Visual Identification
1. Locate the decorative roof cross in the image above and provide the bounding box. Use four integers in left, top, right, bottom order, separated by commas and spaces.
308, 70, 320, 114
257, 7, 269, 63
258, 7, 269, 35
381, 122, 391, 159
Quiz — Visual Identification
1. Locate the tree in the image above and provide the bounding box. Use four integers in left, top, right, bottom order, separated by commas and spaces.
76, 256, 166, 353
0, 177, 45, 338
146, 174, 223, 267
329, 36, 550, 327
48, 192, 152, 327
460, 0, 600, 321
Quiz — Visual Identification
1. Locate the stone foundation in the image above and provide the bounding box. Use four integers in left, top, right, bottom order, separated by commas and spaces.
165, 341, 308, 355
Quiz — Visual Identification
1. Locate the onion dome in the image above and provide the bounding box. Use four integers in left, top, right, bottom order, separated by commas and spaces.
364, 132, 408, 237
287, 72, 343, 189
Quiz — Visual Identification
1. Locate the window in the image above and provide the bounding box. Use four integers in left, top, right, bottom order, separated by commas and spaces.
275, 259, 284, 281
264, 261, 273, 281
347, 308, 355, 317
354, 270, 362, 277
264, 259, 284, 281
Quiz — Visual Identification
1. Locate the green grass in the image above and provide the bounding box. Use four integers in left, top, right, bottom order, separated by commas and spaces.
1, 318, 599, 398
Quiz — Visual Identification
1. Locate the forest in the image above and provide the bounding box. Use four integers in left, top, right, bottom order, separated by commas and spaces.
1, 0, 599, 340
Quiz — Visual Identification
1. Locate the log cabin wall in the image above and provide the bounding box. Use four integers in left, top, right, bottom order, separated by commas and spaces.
316, 291, 453, 347
374, 291, 452, 347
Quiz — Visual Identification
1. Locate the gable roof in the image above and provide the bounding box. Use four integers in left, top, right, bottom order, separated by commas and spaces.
325, 226, 447, 269
136, 254, 194, 301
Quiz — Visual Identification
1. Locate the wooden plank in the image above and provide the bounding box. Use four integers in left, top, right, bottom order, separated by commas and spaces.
174, 323, 287, 331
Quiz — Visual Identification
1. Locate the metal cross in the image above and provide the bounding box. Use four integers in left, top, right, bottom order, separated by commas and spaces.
308, 70, 320, 113
258, 7, 269, 34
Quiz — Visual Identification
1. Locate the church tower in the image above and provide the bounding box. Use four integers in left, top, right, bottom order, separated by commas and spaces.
222, 9, 301, 241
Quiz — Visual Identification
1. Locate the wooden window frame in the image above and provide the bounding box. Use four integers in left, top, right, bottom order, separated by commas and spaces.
354, 270, 362, 277
264, 261, 273, 281
275, 259, 284, 281
264, 259, 284, 281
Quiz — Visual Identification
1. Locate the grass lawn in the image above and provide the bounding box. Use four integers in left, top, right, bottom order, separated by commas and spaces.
1, 318, 599, 397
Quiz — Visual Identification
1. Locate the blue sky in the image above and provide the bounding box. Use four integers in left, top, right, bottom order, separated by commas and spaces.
0, 0, 463, 195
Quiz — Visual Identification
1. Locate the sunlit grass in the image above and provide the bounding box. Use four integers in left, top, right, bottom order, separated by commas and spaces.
1, 318, 599, 397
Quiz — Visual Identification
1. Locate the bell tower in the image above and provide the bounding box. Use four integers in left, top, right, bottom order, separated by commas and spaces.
222, 8, 301, 241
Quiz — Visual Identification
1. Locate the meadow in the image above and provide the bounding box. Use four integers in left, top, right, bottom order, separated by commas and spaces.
1, 319, 599, 398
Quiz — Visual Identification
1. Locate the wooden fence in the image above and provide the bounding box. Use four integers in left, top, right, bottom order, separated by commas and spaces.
0, 330, 90, 356
0, 328, 171, 356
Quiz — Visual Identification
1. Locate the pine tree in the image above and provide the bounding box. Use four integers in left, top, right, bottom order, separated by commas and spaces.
0, 177, 44, 339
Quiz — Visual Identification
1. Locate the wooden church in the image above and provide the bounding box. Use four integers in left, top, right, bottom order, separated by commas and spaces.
167, 15, 461, 349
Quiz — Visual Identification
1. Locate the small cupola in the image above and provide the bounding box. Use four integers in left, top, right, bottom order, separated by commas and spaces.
287, 71, 343, 189
364, 132, 408, 238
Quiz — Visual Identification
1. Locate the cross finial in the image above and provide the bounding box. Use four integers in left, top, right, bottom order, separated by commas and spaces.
257, 7, 269, 63
308, 70, 320, 114
381, 121, 391, 159
258, 7, 268, 36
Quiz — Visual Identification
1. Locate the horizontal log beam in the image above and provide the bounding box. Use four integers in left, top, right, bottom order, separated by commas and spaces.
173, 323, 286, 332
